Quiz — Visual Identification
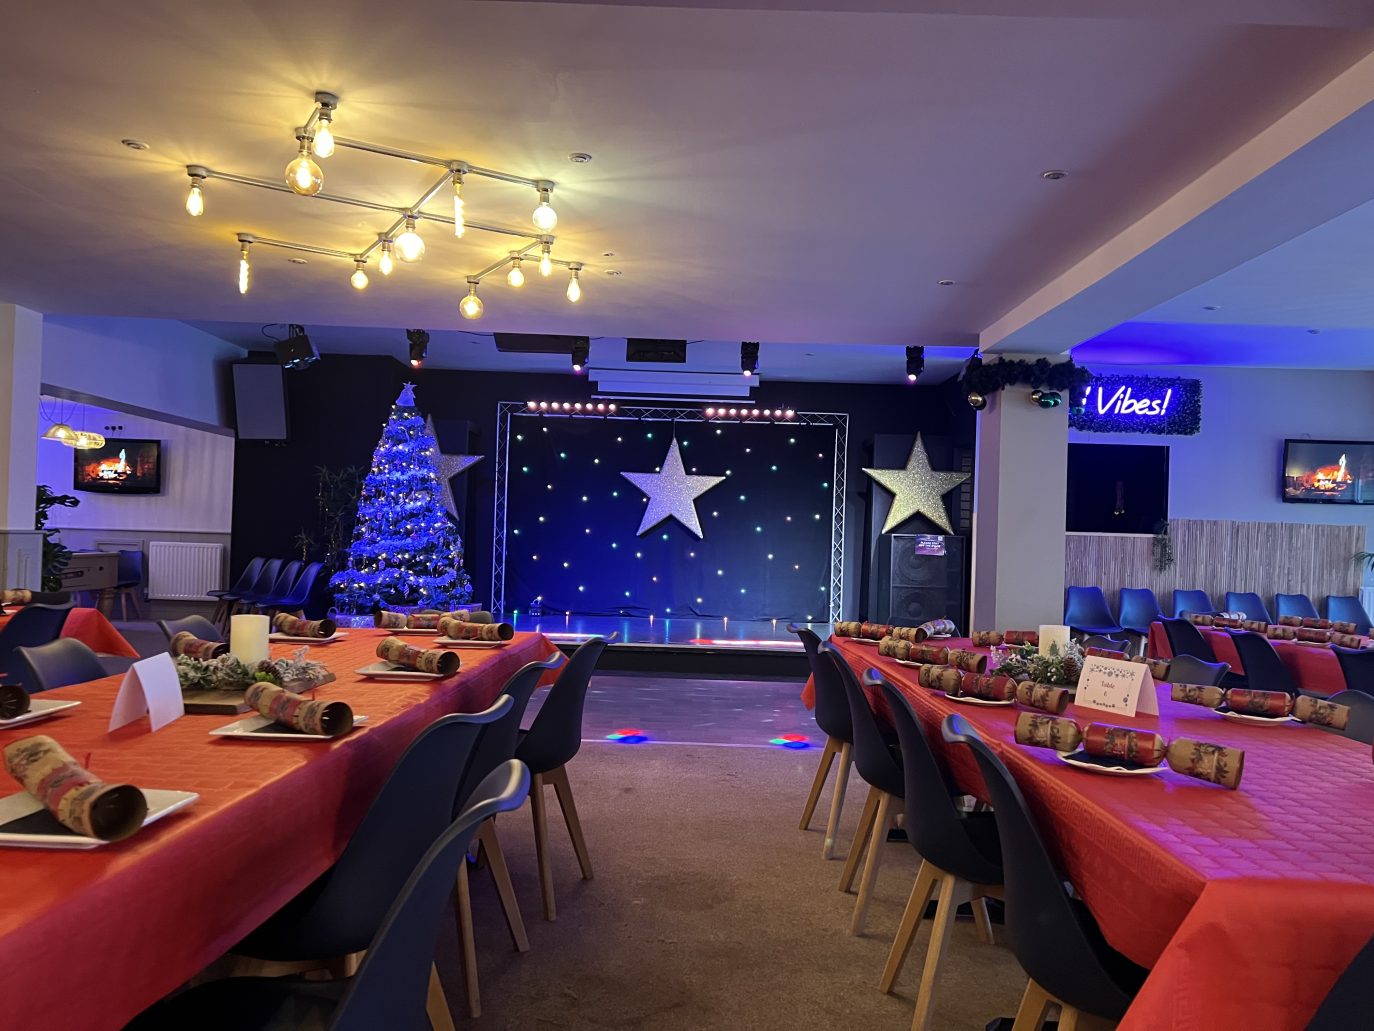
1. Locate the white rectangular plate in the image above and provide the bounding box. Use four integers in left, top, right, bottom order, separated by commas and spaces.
210, 714, 370, 740
0, 698, 81, 728
390, 628, 440, 635
0, 788, 199, 849
354, 662, 443, 681
434, 638, 507, 648
269, 632, 347, 644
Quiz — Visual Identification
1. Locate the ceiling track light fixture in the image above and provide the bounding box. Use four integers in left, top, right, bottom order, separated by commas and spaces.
236, 234, 254, 294
905, 345, 925, 383
740, 341, 759, 377
184, 90, 593, 308
407, 328, 429, 368
571, 339, 589, 373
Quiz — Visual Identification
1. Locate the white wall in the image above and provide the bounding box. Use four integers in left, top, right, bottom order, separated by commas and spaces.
41, 316, 243, 428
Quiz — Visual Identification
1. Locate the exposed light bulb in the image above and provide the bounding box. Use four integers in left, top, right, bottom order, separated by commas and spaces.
350, 261, 368, 290
566, 266, 582, 303
313, 114, 335, 158
540, 242, 553, 277
507, 258, 525, 288
185, 179, 204, 217
284, 139, 323, 196
453, 174, 466, 237
379, 241, 395, 276
394, 217, 425, 262
532, 187, 558, 231
459, 282, 484, 320
238, 243, 251, 295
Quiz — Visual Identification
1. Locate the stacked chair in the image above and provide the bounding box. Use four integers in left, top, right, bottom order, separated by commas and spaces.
792, 624, 855, 859
209, 557, 329, 632
1063, 587, 1123, 637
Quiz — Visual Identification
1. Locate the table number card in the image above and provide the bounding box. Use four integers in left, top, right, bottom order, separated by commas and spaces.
1073, 655, 1159, 718
109, 652, 185, 732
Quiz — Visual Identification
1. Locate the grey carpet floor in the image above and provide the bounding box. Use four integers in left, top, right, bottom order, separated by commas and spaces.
435, 673, 1029, 1030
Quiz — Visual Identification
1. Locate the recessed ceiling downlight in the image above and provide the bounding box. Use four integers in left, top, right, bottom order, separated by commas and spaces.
121, 139, 149, 150
568, 152, 593, 164
288, 257, 308, 265
1041, 169, 1067, 180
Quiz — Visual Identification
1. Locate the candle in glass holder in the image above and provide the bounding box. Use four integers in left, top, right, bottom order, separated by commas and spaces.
230, 614, 270, 666
1038, 624, 1070, 657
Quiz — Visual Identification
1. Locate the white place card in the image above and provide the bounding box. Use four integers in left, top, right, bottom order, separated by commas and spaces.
108, 653, 185, 732
1072, 655, 1159, 718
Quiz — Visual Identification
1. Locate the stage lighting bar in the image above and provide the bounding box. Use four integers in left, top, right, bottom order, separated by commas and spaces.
702, 406, 795, 420
524, 400, 618, 415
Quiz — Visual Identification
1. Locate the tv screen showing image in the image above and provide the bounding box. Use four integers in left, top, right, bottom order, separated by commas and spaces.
1283, 439, 1374, 504
74, 438, 162, 494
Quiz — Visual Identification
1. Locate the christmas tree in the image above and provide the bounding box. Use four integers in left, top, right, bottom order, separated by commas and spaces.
330, 384, 473, 613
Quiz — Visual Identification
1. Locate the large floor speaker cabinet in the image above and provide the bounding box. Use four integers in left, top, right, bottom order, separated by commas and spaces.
876, 534, 967, 629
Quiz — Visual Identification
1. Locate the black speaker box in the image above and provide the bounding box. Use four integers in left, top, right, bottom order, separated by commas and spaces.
876, 534, 967, 628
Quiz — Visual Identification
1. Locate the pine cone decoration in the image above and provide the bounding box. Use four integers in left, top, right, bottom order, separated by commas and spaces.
1060, 655, 1082, 685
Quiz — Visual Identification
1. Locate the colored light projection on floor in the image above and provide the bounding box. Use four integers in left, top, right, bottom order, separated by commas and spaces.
769, 733, 810, 750
606, 727, 650, 744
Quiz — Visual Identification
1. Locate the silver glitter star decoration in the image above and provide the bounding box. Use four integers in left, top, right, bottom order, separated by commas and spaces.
863, 434, 969, 535
425, 415, 483, 520
621, 439, 725, 538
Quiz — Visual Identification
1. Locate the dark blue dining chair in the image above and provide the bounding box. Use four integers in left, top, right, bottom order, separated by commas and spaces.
1322, 690, 1374, 746
1159, 616, 1219, 663
1327, 595, 1373, 635
0, 602, 75, 692
791, 624, 855, 859
1172, 589, 1216, 618
1081, 635, 1131, 655
110, 549, 145, 620
515, 636, 608, 920
1227, 630, 1298, 696
1117, 588, 1164, 637
210, 556, 266, 625
245, 559, 301, 611
1274, 593, 1319, 621
941, 714, 1146, 1028
157, 615, 223, 643
1163, 654, 1229, 687
875, 674, 1001, 1029
230, 558, 282, 617
820, 641, 904, 936
1225, 591, 1272, 624
16, 638, 108, 693
1332, 646, 1374, 698
128, 760, 531, 1031
1306, 932, 1374, 1030
264, 561, 325, 615
1063, 587, 1123, 636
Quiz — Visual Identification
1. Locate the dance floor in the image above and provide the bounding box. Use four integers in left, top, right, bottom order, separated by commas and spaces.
510, 613, 811, 652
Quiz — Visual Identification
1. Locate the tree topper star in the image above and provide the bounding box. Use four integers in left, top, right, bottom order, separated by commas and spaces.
863, 434, 969, 535
621, 440, 725, 538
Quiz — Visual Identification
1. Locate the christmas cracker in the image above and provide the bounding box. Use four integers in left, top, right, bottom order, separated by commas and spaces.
1014, 713, 1245, 788
1265, 625, 1298, 641
373, 610, 448, 630
1278, 616, 1356, 633
945, 649, 987, 673
1015, 681, 1071, 715
272, 612, 338, 639
376, 636, 460, 675
439, 610, 494, 624
916, 665, 964, 693
168, 631, 227, 660
1084, 646, 1128, 660
1014, 712, 1083, 751
0, 684, 29, 721
1332, 633, 1366, 649
3, 735, 148, 839
1083, 722, 1168, 766
1240, 619, 1270, 633
0, 590, 66, 606
890, 619, 958, 643
0, 589, 31, 606
244, 681, 354, 737
1170, 683, 1349, 730
878, 638, 949, 664
1224, 688, 1294, 718
832, 621, 894, 641
1131, 655, 1171, 680
1296, 627, 1333, 644
438, 617, 514, 641
970, 629, 1039, 647
947, 672, 1015, 702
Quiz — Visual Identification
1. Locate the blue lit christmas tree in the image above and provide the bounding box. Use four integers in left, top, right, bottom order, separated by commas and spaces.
330, 384, 473, 613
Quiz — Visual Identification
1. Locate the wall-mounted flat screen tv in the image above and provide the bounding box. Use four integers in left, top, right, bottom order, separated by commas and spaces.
1283, 439, 1374, 504
74, 438, 162, 494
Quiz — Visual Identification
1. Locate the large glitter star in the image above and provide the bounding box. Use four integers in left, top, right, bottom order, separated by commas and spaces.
863, 434, 970, 535
425, 415, 483, 520
621, 440, 726, 539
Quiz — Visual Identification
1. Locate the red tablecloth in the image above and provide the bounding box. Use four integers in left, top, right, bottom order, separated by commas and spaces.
0, 629, 561, 1030
829, 634, 1374, 1031
800, 636, 991, 708
0, 606, 139, 660
1146, 621, 1353, 697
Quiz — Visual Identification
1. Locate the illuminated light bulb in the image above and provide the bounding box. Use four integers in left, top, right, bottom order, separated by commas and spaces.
540, 241, 553, 276
574, 402, 584, 411
527, 401, 538, 410
453, 173, 466, 237
728, 408, 738, 417
507, 257, 526, 288
284, 138, 323, 195
237, 242, 251, 295
538, 401, 548, 410
705, 407, 716, 417
313, 114, 335, 158
566, 266, 582, 303
395, 217, 425, 262
350, 261, 368, 290
459, 281, 483, 320
379, 241, 395, 276
532, 187, 558, 231
185, 179, 205, 217
562, 402, 572, 411
608, 403, 616, 412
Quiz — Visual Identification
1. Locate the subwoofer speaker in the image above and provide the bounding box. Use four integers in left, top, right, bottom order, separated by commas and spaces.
876, 534, 966, 628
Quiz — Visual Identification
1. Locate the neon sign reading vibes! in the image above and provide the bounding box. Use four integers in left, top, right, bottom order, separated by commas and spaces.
1069, 375, 1202, 436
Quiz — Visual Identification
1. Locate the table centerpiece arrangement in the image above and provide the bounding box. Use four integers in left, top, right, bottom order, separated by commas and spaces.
174, 649, 336, 715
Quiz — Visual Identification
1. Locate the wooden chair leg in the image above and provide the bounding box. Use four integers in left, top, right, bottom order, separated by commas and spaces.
822, 741, 853, 859
849, 790, 895, 936
971, 894, 995, 945
838, 784, 880, 893
799, 736, 838, 831
1010, 979, 1055, 1031
427, 963, 457, 1031
453, 861, 481, 1018
548, 765, 593, 880
529, 772, 557, 921
910, 872, 960, 1031
475, 819, 529, 952
879, 859, 938, 993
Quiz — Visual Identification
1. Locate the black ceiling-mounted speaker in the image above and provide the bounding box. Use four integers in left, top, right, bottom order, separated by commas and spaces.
274, 324, 318, 370
626, 339, 687, 363
494, 333, 589, 355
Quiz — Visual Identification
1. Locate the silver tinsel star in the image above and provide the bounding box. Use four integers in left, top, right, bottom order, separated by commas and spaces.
863, 434, 969, 535
621, 440, 725, 538
425, 415, 483, 520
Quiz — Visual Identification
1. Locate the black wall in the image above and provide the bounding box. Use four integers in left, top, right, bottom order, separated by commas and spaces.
229, 353, 975, 617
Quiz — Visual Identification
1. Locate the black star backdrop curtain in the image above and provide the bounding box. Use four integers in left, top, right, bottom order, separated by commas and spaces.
503, 414, 838, 620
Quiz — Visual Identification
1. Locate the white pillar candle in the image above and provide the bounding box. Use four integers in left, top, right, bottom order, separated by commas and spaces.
230, 614, 270, 666
1038, 624, 1071, 657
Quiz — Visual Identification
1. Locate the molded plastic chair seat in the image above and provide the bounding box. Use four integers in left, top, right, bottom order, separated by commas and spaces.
157, 615, 223, 643
1274, 593, 1319, 621
16, 638, 107, 694
1327, 595, 1373, 636
1118, 587, 1164, 636
791, 624, 856, 858
1227, 630, 1298, 696
1322, 690, 1374, 745
208, 557, 266, 601
1172, 589, 1216, 618
1080, 635, 1131, 654
1064, 586, 1123, 636
1163, 654, 1229, 687
0, 602, 76, 692
1159, 617, 1219, 663
246, 560, 302, 610
1332, 645, 1374, 698
1225, 591, 1272, 624
233, 559, 284, 611
266, 561, 325, 613
1308, 932, 1374, 1030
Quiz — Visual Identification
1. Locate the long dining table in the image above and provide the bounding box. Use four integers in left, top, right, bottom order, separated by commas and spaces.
827, 634, 1374, 1030
0, 628, 561, 1030
1145, 620, 1359, 697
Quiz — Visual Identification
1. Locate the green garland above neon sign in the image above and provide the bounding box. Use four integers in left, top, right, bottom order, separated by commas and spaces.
1070, 374, 1202, 435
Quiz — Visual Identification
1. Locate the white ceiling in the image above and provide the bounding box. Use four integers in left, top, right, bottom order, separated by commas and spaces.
2, 0, 1372, 360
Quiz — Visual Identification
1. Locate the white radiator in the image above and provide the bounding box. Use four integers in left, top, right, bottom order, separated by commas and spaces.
148, 542, 223, 600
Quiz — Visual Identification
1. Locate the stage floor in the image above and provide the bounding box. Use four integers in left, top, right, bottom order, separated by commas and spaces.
509, 614, 815, 652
